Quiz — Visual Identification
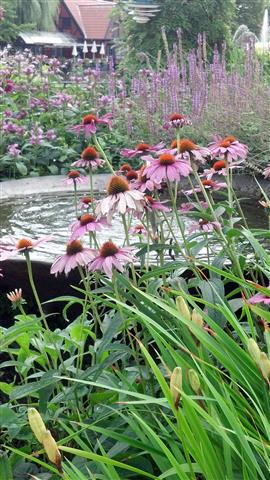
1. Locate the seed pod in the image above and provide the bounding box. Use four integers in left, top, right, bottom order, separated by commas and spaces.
42, 430, 62, 471
191, 309, 204, 328
176, 297, 190, 321
247, 338, 261, 364
259, 352, 270, 382
188, 369, 201, 394
170, 366, 182, 408
28, 408, 47, 443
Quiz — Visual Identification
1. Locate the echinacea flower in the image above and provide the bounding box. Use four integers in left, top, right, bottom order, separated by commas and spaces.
70, 214, 108, 240
144, 195, 170, 212
118, 163, 132, 174
163, 112, 192, 130
50, 240, 95, 276
248, 285, 270, 305
189, 219, 221, 234
183, 179, 227, 195
72, 146, 104, 169
259, 200, 269, 209
202, 159, 243, 179
65, 170, 88, 185
208, 136, 248, 162
80, 196, 94, 209
142, 152, 192, 183
179, 201, 208, 213
129, 224, 147, 236
263, 165, 270, 179
88, 241, 136, 278
178, 139, 211, 166
70, 113, 113, 136
95, 176, 145, 220
0, 236, 51, 261
121, 141, 165, 158
131, 165, 161, 193
125, 170, 138, 181
7, 288, 23, 304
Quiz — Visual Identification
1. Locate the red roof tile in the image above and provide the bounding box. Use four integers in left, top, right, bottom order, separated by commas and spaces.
63, 0, 115, 40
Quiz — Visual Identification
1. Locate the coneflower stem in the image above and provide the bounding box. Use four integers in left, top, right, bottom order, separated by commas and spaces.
93, 134, 115, 174
24, 251, 48, 327
176, 129, 180, 155
89, 166, 94, 212
167, 180, 191, 258
225, 158, 234, 230
121, 213, 137, 285
24, 251, 68, 375
73, 180, 78, 218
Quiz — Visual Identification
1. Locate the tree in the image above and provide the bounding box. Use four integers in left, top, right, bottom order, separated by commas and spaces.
0, 0, 31, 43
235, 0, 268, 37
15, 0, 60, 31
114, 0, 236, 69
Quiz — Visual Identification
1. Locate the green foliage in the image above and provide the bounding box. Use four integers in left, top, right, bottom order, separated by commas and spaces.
235, 0, 268, 36
14, 0, 60, 32
0, 0, 32, 43
115, 0, 236, 70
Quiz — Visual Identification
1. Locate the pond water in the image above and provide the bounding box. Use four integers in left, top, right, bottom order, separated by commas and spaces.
0, 193, 267, 263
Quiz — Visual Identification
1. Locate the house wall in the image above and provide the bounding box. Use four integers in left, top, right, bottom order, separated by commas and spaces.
57, 2, 83, 41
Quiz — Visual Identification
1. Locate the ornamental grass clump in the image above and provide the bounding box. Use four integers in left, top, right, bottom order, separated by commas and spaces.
2, 69, 270, 479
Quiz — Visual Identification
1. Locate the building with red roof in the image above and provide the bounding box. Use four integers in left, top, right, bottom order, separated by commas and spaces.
58, 0, 116, 58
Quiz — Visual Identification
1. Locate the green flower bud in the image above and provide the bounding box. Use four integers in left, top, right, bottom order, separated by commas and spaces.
28, 408, 47, 443
176, 297, 191, 321
170, 366, 182, 408
188, 369, 201, 394
42, 430, 62, 471
259, 352, 270, 382
247, 338, 261, 364
191, 309, 204, 328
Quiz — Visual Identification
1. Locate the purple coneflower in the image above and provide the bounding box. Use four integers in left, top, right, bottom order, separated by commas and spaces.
0, 236, 50, 261
142, 152, 192, 183
144, 195, 170, 212
202, 159, 243, 179
121, 141, 165, 158
189, 219, 221, 234
70, 214, 108, 240
131, 165, 161, 193
183, 179, 227, 195
179, 201, 209, 213
249, 285, 270, 305
72, 146, 104, 170
129, 224, 147, 236
125, 170, 138, 181
7, 288, 23, 303
80, 196, 94, 209
88, 240, 136, 278
178, 139, 211, 165
163, 112, 192, 130
95, 176, 145, 219
50, 240, 95, 276
263, 165, 270, 178
208, 136, 248, 162
70, 113, 113, 136
65, 170, 88, 185
118, 163, 132, 174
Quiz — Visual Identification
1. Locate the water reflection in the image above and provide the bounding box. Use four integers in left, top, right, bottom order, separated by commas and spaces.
0, 193, 266, 262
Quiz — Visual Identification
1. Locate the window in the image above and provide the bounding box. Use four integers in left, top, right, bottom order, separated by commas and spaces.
61, 17, 71, 29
